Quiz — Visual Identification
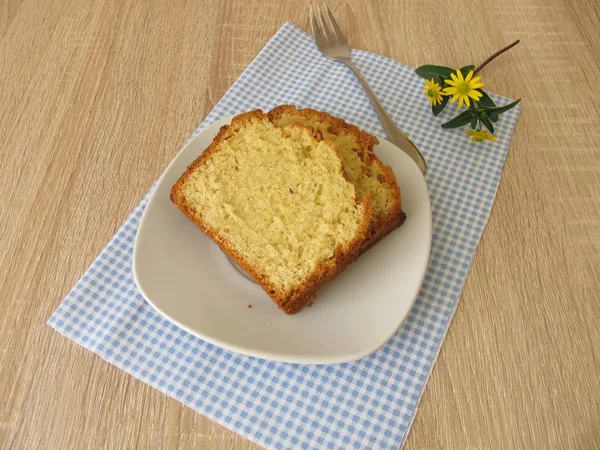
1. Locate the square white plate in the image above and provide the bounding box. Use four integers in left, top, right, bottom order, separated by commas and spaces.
133, 115, 431, 364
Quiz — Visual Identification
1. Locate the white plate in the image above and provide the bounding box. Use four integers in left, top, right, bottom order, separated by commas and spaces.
133, 116, 431, 364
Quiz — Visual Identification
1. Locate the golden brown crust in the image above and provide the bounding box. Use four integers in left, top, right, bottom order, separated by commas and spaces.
360, 156, 404, 251
268, 105, 405, 253
170, 109, 372, 314
268, 104, 379, 158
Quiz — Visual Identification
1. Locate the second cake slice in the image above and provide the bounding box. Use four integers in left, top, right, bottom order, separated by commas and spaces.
269, 105, 405, 250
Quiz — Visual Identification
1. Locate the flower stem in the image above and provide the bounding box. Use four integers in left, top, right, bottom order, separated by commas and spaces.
473, 40, 520, 76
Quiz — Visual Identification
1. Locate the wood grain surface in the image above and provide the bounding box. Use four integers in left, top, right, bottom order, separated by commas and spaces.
1, 0, 599, 449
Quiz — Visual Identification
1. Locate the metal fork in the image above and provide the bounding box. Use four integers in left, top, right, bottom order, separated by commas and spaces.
309, 3, 427, 173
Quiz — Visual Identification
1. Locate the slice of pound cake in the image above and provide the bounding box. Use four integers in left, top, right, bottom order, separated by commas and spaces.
171, 110, 372, 314
269, 105, 405, 251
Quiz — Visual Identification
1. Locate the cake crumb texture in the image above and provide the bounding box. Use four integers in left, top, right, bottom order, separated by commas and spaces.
171, 110, 372, 314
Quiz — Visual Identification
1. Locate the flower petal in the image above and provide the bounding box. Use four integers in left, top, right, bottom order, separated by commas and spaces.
464, 96, 471, 107
467, 90, 482, 100
465, 70, 473, 82
450, 72, 459, 83
470, 82, 484, 89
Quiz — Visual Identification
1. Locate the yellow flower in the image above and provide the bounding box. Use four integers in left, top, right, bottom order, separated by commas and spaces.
443, 70, 484, 108
465, 130, 498, 142
424, 79, 443, 106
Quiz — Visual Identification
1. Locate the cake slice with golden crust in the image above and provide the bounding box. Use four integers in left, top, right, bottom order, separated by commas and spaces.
171, 110, 371, 314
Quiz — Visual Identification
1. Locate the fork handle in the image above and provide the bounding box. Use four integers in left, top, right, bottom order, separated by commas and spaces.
344, 60, 427, 174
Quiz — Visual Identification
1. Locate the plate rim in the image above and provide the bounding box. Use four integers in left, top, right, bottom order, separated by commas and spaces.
133, 115, 432, 364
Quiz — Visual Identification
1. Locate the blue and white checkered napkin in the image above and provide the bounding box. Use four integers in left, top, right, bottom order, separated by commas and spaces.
49, 22, 520, 449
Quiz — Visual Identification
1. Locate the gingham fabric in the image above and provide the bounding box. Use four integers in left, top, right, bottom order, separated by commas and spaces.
48, 22, 521, 450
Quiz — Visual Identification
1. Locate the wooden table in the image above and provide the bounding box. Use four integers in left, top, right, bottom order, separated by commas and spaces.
2, 0, 599, 448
